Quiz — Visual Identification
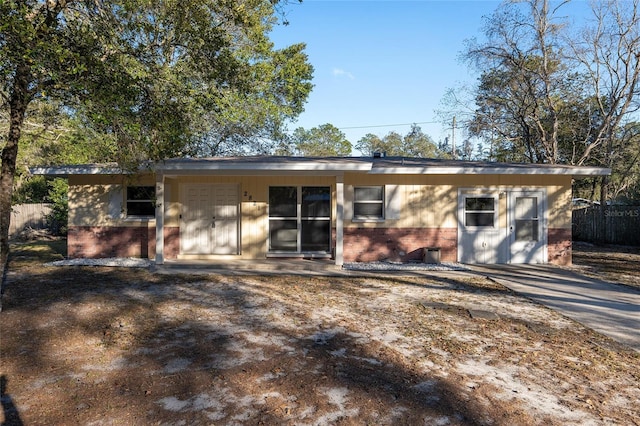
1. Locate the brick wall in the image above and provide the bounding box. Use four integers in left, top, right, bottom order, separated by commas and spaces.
548, 228, 572, 265
68, 226, 180, 259
68, 225, 569, 265
343, 227, 457, 263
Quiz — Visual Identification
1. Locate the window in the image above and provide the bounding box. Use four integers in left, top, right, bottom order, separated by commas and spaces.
269, 186, 298, 251
515, 196, 539, 241
301, 187, 331, 251
464, 197, 495, 227
126, 186, 155, 217
268, 186, 331, 252
353, 186, 384, 220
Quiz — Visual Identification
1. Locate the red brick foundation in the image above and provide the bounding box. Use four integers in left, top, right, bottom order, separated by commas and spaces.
343, 227, 457, 263
548, 228, 572, 265
68, 226, 180, 259
68, 225, 568, 264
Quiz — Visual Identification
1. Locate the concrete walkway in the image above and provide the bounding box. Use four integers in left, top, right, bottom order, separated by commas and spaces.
468, 264, 640, 352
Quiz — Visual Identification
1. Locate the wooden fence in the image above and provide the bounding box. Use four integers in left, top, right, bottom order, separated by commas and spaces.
9, 203, 52, 237
572, 206, 640, 246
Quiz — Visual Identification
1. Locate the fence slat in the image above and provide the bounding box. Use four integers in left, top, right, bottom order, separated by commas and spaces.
572, 206, 640, 246
9, 203, 53, 237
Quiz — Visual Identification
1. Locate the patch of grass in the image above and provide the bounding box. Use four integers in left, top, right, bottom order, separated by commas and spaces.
9, 239, 67, 264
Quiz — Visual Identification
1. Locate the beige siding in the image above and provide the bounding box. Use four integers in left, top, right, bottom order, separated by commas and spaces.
343, 173, 572, 229
168, 175, 335, 259
68, 171, 572, 259
68, 174, 156, 227
547, 177, 573, 229
164, 177, 180, 227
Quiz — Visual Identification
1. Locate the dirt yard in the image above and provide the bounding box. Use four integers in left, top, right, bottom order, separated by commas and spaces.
1, 240, 639, 425
572, 241, 640, 290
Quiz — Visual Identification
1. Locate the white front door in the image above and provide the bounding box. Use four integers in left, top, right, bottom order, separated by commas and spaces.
508, 190, 546, 263
181, 184, 239, 255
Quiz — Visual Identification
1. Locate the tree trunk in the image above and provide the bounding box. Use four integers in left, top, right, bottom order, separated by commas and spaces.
0, 63, 31, 288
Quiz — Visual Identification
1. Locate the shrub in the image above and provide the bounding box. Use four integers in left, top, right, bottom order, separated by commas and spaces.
45, 179, 68, 236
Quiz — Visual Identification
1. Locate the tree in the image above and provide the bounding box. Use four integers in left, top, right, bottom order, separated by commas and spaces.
567, 0, 640, 208
1, 98, 118, 194
401, 124, 441, 158
0, 0, 312, 273
356, 124, 443, 158
190, 43, 314, 156
461, 0, 570, 164
283, 124, 352, 156
450, 0, 640, 199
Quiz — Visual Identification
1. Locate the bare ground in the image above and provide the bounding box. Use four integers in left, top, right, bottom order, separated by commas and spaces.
571, 241, 640, 290
0, 240, 639, 425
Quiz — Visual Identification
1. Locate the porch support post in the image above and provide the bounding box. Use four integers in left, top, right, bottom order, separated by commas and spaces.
335, 175, 344, 266
155, 172, 165, 265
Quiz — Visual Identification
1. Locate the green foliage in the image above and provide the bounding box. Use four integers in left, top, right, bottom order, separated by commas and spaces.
45, 178, 68, 236
283, 124, 352, 156
196, 43, 314, 156
11, 175, 68, 235
76, 0, 313, 163
356, 124, 443, 158
1, 0, 313, 267
11, 175, 48, 204
1, 0, 313, 166
10, 98, 117, 164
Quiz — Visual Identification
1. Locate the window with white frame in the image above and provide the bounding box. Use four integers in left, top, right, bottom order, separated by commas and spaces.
268, 186, 331, 252
464, 197, 495, 227
126, 186, 155, 217
353, 186, 384, 220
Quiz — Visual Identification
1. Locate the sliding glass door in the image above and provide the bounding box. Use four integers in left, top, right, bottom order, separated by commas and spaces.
269, 186, 331, 253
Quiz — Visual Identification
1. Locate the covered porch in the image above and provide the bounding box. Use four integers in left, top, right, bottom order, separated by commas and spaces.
153, 157, 374, 267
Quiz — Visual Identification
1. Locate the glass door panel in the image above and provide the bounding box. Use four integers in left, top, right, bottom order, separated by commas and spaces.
301, 219, 330, 251
301, 187, 331, 217
269, 219, 298, 251
269, 186, 331, 253
509, 191, 545, 264
515, 196, 539, 241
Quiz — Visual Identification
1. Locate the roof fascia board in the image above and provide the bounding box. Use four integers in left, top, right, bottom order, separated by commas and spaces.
30, 161, 610, 177
157, 161, 372, 173
369, 166, 611, 176
163, 170, 347, 177
30, 166, 129, 176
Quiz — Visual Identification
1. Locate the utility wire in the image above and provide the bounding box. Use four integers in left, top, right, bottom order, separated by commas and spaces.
338, 120, 441, 130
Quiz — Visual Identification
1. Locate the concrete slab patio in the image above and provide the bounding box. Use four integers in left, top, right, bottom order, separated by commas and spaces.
468, 264, 640, 352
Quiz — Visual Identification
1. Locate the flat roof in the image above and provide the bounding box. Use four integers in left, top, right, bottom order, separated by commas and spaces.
368, 157, 610, 176
30, 164, 127, 176
30, 156, 611, 177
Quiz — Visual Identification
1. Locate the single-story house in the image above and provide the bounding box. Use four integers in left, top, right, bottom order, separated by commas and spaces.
32, 156, 610, 266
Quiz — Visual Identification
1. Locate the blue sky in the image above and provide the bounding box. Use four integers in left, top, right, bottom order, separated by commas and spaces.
269, 0, 503, 153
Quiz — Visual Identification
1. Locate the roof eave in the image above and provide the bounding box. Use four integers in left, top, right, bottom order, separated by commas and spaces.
368, 166, 611, 176
30, 165, 128, 176
30, 160, 611, 177
156, 161, 373, 173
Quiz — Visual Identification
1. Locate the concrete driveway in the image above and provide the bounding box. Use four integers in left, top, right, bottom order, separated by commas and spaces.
468, 264, 640, 352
